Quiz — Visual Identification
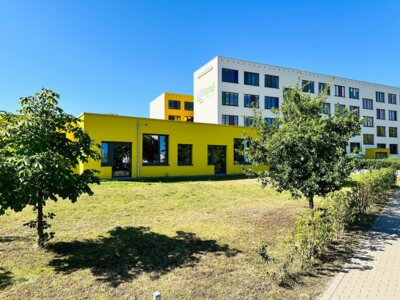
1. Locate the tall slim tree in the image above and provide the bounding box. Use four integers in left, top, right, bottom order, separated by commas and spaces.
245, 81, 363, 209
0, 89, 100, 247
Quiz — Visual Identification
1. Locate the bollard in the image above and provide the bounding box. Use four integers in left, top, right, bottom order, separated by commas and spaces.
153, 291, 161, 300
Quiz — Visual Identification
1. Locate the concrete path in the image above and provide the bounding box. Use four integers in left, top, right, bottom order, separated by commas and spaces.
319, 190, 400, 300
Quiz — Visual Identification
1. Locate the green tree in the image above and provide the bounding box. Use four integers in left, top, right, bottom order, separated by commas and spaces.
0, 89, 100, 248
246, 81, 362, 209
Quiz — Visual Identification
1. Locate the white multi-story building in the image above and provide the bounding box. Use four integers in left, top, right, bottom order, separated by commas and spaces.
193, 56, 400, 157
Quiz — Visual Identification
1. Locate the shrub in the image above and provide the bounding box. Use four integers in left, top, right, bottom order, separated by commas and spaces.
292, 210, 333, 268
258, 167, 397, 284
355, 158, 400, 170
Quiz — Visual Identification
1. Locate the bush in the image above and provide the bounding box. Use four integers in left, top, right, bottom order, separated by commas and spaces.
355, 158, 400, 170
292, 210, 333, 268
259, 167, 397, 283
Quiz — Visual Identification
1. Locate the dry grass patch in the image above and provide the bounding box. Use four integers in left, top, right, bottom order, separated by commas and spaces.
0, 178, 360, 299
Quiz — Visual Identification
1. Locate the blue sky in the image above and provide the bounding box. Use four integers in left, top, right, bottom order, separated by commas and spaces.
1, 0, 399, 117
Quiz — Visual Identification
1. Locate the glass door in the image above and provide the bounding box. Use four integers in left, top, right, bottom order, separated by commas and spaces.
112, 142, 132, 178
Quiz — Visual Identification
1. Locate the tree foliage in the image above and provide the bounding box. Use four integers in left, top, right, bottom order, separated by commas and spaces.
245, 81, 363, 208
0, 88, 100, 247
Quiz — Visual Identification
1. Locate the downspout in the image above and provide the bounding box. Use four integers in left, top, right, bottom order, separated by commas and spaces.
137, 119, 140, 179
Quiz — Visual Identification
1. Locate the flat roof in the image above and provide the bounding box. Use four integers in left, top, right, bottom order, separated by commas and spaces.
196, 55, 400, 91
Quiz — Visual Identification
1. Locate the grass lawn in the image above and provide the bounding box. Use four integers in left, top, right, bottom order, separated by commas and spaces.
0, 178, 368, 299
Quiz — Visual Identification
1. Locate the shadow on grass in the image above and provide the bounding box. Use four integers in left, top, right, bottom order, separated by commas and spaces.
48, 226, 240, 287
0, 236, 31, 243
105, 174, 250, 183
0, 268, 13, 290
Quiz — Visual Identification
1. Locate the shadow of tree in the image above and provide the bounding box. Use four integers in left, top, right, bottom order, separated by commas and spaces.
48, 226, 240, 287
0, 268, 13, 290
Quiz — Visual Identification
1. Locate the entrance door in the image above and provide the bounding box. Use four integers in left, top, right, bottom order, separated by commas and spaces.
208, 145, 227, 175
112, 142, 132, 178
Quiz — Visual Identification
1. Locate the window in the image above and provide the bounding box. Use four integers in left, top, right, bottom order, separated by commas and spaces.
363, 134, 374, 145
350, 142, 361, 153
142, 134, 168, 165
389, 127, 398, 138
336, 104, 346, 111
362, 98, 373, 110
390, 144, 398, 155
335, 85, 345, 97
349, 87, 359, 99
302, 80, 315, 93
389, 110, 397, 121
377, 143, 386, 149
265, 117, 276, 125
265, 96, 279, 109
265, 74, 279, 88
185, 116, 194, 122
377, 126, 386, 137
234, 138, 250, 164
243, 116, 255, 127
363, 116, 374, 127
389, 93, 397, 104
184, 101, 193, 111
349, 106, 360, 117
101, 142, 111, 166
222, 114, 238, 126
168, 100, 181, 110
244, 94, 259, 108
244, 71, 259, 86
177, 144, 192, 165
322, 103, 331, 115
222, 68, 238, 83
168, 115, 181, 121
222, 91, 239, 106
376, 91, 385, 103
377, 109, 386, 120
319, 82, 330, 95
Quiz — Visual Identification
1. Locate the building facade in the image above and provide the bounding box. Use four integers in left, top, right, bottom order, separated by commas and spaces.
78, 113, 259, 179
194, 56, 400, 157
150, 92, 194, 122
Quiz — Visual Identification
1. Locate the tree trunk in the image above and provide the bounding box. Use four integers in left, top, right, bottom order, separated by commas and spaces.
308, 195, 314, 210
37, 199, 45, 248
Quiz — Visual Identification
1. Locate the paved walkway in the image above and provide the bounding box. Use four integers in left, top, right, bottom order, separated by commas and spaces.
319, 190, 400, 300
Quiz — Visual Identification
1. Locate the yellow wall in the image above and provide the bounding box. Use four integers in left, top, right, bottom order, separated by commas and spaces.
81, 113, 260, 179
164, 93, 194, 122
364, 148, 390, 159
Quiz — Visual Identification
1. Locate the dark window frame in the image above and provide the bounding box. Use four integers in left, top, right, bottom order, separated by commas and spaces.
335, 85, 345, 97
234, 138, 250, 165
302, 80, 315, 93
363, 134, 374, 145
142, 134, 169, 166
265, 74, 279, 89
168, 100, 181, 110
349, 87, 360, 99
377, 109, 386, 120
389, 127, 398, 138
376, 91, 385, 103
377, 126, 386, 137
222, 114, 238, 126
362, 98, 373, 110
318, 82, 331, 95
244, 71, 260, 86
244, 94, 260, 108
388, 93, 397, 104
390, 144, 398, 155
222, 68, 239, 83
177, 144, 193, 166
222, 91, 239, 106
184, 101, 194, 111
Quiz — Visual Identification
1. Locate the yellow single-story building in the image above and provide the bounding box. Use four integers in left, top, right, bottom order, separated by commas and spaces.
77, 113, 258, 180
